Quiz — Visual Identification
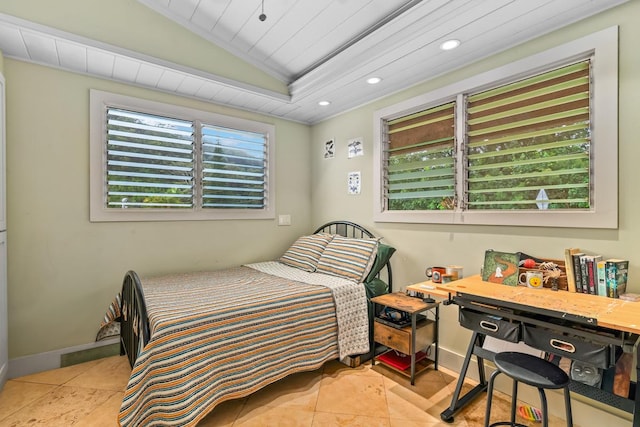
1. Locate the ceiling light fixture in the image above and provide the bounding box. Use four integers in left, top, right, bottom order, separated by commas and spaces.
440, 39, 461, 51
318, 101, 331, 106
366, 77, 382, 85
259, 0, 267, 21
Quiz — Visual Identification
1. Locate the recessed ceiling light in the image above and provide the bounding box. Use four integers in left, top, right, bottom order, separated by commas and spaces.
440, 39, 461, 51
366, 77, 382, 85
318, 101, 331, 106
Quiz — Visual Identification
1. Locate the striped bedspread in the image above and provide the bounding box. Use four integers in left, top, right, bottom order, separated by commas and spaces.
118, 263, 369, 426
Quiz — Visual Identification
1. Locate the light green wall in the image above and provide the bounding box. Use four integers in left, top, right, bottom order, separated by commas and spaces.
311, 0, 640, 365
4, 61, 311, 358
0, 0, 313, 359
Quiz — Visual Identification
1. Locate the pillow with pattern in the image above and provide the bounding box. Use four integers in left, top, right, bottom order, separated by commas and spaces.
279, 233, 334, 272
316, 235, 379, 282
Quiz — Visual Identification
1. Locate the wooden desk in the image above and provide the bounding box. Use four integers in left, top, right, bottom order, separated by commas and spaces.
414, 275, 640, 425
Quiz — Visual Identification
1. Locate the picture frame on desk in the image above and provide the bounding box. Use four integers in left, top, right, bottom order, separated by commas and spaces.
482, 250, 519, 286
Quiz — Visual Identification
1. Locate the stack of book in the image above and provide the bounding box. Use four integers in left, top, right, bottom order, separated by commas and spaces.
564, 248, 629, 297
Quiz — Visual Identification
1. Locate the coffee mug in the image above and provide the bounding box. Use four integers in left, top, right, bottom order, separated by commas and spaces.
519, 270, 544, 288
446, 265, 464, 281
425, 266, 446, 283
441, 274, 454, 284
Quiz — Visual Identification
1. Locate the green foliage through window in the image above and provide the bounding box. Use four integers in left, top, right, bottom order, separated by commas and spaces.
106, 108, 268, 210
386, 102, 456, 211
466, 61, 590, 210
382, 59, 592, 213
201, 125, 266, 209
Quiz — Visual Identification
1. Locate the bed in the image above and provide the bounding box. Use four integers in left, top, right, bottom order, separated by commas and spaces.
117, 221, 394, 426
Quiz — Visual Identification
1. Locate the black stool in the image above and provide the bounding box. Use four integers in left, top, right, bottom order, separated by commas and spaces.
484, 352, 573, 427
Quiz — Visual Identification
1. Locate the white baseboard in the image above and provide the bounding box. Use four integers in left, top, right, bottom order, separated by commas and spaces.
0, 361, 7, 389
7, 337, 119, 379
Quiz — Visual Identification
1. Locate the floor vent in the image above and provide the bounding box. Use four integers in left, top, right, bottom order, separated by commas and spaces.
60, 343, 120, 367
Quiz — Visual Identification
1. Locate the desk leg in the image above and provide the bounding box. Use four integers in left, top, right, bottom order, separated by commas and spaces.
410, 313, 417, 385
440, 331, 488, 423
434, 305, 439, 371
635, 347, 640, 427
371, 302, 377, 367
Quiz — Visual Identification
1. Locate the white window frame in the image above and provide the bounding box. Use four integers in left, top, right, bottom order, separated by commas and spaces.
373, 26, 618, 229
90, 90, 276, 222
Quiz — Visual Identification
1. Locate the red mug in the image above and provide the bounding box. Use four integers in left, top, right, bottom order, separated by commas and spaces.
425, 266, 446, 283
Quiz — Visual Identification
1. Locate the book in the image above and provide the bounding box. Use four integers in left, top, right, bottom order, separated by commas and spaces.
606, 259, 629, 298
596, 260, 607, 297
571, 252, 585, 293
579, 254, 589, 293
564, 248, 580, 292
377, 350, 427, 371
584, 255, 602, 295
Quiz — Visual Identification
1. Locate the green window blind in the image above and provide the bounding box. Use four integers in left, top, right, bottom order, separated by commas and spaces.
385, 101, 456, 211
466, 60, 591, 210
106, 108, 194, 209
201, 124, 267, 209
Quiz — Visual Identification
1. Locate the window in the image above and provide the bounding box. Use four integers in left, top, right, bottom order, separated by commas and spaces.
90, 90, 275, 221
466, 61, 590, 211
386, 101, 456, 211
373, 27, 618, 228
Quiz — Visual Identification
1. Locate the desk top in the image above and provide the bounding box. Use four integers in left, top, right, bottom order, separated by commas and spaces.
410, 275, 640, 335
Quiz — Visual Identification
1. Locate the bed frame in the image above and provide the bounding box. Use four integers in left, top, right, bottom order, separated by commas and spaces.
120, 220, 392, 368
120, 270, 149, 368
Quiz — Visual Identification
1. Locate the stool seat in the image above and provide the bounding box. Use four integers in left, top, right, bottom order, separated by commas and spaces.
494, 352, 569, 390
485, 352, 573, 427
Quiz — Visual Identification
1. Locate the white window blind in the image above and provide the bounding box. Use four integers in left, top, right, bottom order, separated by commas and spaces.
107, 108, 195, 209
201, 124, 267, 209
90, 90, 276, 222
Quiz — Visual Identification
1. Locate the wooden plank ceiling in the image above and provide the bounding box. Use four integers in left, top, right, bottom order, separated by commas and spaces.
0, 0, 628, 124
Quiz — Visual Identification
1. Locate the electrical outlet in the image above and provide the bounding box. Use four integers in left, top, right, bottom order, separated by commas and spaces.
278, 214, 291, 226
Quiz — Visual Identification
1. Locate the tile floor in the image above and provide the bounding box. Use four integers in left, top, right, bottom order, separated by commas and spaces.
0, 355, 572, 426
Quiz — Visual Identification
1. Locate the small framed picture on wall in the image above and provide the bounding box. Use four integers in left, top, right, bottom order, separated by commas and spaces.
347, 137, 363, 158
348, 171, 361, 195
324, 139, 335, 159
